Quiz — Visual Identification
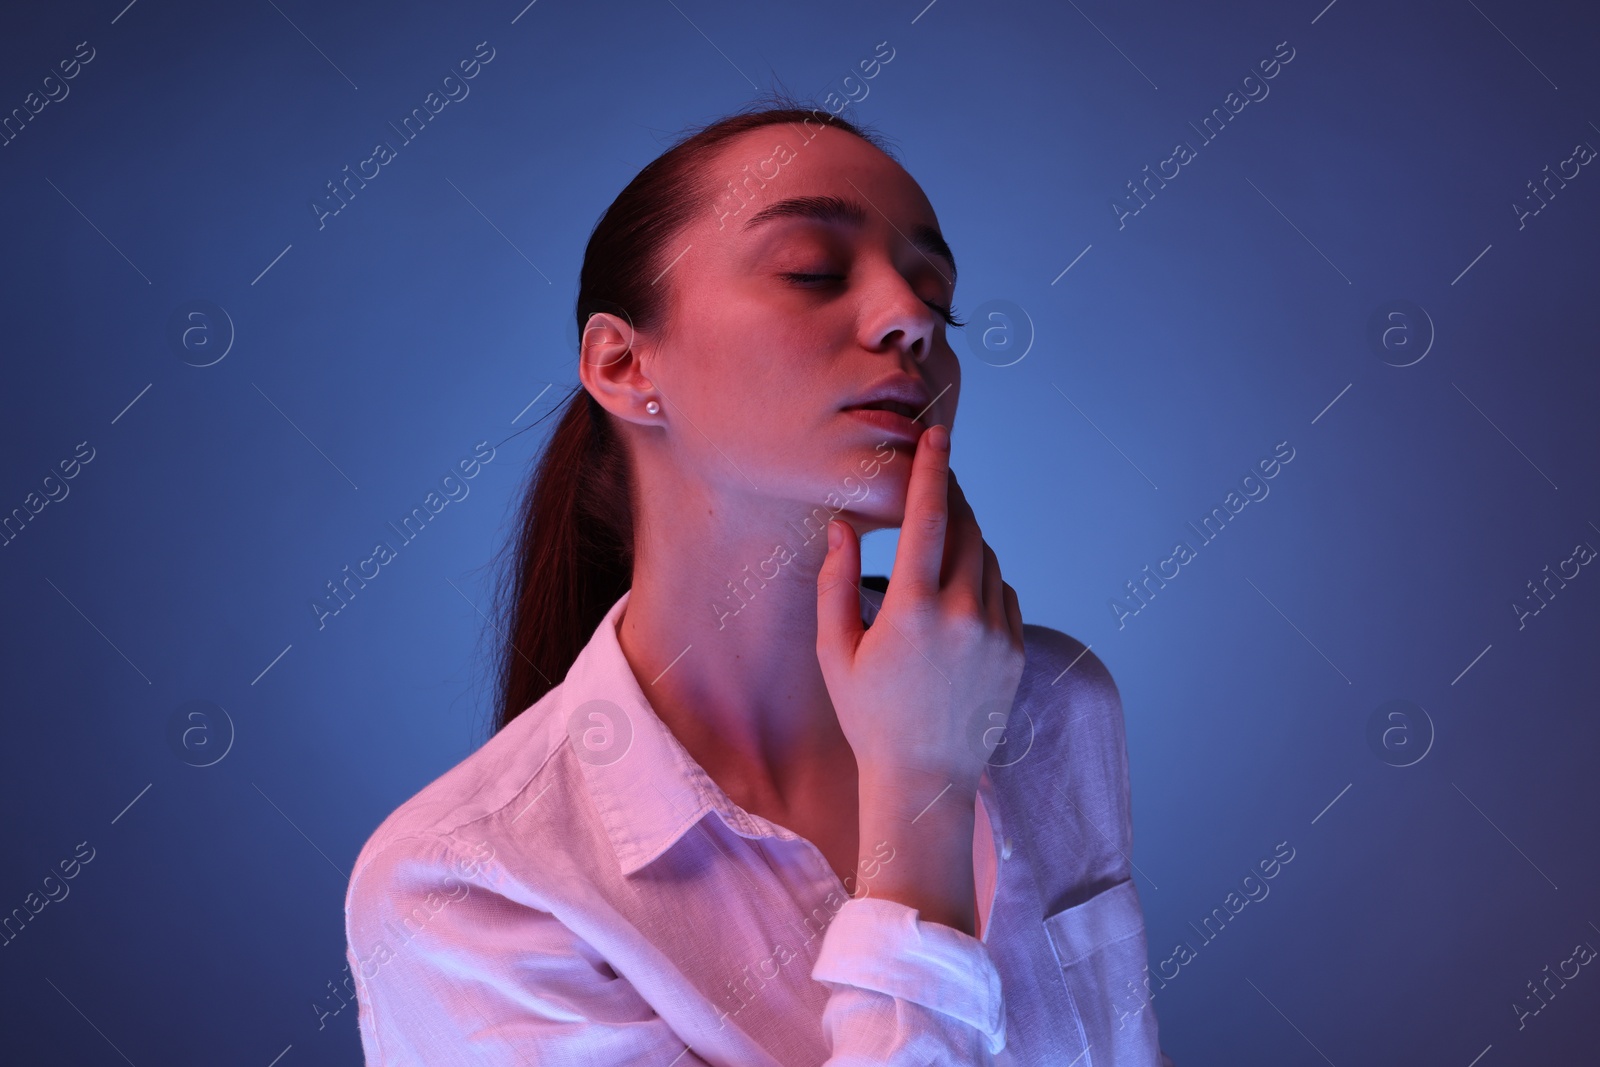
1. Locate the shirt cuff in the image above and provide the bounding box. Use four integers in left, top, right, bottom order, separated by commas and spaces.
811, 895, 1006, 1053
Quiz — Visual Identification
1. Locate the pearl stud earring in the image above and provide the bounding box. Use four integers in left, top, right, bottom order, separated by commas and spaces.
646, 400, 660, 415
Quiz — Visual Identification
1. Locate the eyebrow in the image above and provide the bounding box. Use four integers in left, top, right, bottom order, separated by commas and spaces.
742, 194, 957, 284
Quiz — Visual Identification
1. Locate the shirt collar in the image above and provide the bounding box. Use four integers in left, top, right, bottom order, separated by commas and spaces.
566, 583, 993, 878
567, 587, 802, 877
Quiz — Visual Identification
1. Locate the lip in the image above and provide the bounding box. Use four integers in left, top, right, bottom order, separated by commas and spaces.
842, 376, 933, 415
844, 406, 925, 440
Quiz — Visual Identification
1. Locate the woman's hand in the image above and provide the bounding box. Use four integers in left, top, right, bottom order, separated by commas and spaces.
816, 423, 1026, 809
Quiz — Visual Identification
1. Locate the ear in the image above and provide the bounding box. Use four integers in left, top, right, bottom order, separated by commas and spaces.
578, 312, 657, 426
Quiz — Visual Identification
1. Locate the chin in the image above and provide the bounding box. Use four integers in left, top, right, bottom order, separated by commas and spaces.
795, 438, 907, 531
830, 491, 907, 535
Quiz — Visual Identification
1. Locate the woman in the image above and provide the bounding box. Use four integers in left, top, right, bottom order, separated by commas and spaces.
343, 99, 1175, 1065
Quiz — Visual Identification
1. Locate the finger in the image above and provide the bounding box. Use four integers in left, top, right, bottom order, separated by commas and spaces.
942, 470, 986, 609
816, 518, 865, 667
890, 423, 951, 603
1001, 581, 1023, 648
981, 541, 1004, 625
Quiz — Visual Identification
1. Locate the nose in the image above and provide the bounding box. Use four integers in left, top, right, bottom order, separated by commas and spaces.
866, 274, 938, 364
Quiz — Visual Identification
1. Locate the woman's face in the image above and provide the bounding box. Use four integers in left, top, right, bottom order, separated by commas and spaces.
595, 123, 962, 536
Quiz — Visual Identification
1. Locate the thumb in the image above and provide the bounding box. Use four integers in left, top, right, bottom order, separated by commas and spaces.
816, 519, 864, 666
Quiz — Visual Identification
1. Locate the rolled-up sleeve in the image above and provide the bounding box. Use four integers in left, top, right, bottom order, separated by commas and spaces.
811, 895, 1006, 1064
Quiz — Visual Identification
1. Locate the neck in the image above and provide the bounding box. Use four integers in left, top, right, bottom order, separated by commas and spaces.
615, 484, 860, 816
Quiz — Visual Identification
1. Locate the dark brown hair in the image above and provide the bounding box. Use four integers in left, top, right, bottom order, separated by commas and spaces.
488, 95, 896, 734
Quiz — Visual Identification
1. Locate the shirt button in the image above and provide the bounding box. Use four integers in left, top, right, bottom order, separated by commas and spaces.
1001, 836, 1013, 860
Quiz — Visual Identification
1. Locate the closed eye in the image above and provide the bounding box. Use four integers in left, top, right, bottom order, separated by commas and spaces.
781, 272, 845, 285
780, 272, 965, 329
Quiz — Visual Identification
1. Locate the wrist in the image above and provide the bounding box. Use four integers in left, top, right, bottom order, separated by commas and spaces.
858, 767, 979, 821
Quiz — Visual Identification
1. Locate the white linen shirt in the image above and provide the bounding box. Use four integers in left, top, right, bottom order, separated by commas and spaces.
344, 583, 1175, 1065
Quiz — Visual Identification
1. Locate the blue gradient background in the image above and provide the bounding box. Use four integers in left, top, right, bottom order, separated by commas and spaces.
2, 0, 1597, 1063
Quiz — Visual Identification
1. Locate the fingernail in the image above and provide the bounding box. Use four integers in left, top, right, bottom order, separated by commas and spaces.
929, 425, 950, 452
828, 521, 842, 550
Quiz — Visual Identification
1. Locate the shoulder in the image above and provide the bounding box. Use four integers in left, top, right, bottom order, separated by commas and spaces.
1011, 623, 1131, 809
1017, 623, 1124, 737
346, 829, 496, 908
342, 826, 510, 995
346, 691, 572, 906
345, 818, 514, 940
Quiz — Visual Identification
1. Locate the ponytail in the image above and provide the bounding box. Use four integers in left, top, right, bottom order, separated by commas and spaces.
490, 387, 633, 732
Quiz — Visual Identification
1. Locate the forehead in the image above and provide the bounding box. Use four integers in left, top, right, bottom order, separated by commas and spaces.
700, 124, 940, 239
